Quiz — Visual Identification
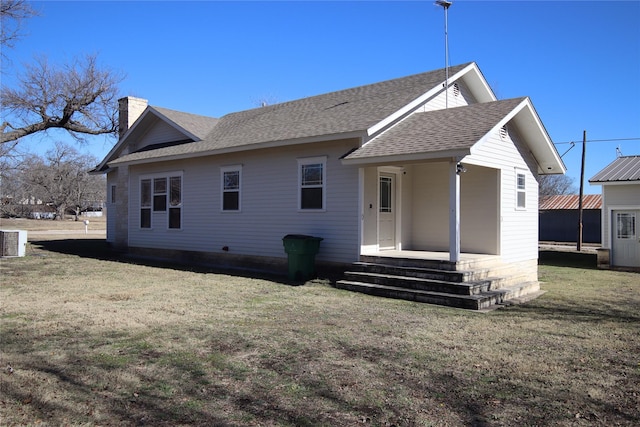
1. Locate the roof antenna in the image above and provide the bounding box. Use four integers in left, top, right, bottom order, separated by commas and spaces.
435, 0, 452, 108
616, 146, 623, 157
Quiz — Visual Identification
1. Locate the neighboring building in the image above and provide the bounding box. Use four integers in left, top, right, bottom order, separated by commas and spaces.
92, 62, 566, 309
539, 194, 602, 243
589, 155, 640, 270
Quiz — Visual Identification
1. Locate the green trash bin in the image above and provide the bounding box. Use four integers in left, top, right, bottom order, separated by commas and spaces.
282, 234, 323, 281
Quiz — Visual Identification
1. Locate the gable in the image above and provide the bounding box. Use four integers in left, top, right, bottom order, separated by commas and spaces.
92, 107, 218, 173
126, 117, 193, 154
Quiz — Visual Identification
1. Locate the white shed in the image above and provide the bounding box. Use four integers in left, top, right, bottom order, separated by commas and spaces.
590, 155, 640, 270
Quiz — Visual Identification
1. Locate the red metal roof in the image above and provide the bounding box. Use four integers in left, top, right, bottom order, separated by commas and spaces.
539, 194, 602, 210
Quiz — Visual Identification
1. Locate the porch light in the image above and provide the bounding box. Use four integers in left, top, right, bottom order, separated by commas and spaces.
456, 162, 467, 174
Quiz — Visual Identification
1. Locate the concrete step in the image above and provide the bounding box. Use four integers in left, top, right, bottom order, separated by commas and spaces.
338, 254, 542, 311
335, 280, 541, 311
351, 261, 488, 282
342, 270, 498, 295
335, 280, 509, 311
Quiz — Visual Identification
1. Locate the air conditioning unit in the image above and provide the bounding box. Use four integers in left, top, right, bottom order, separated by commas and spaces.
0, 230, 27, 257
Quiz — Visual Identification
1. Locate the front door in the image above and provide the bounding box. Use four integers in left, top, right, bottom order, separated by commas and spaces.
612, 210, 640, 267
378, 174, 396, 250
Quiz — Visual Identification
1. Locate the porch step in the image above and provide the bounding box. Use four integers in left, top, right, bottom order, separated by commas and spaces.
336, 258, 541, 311
351, 261, 493, 283
343, 270, 497, 295
335, 280, 540, 311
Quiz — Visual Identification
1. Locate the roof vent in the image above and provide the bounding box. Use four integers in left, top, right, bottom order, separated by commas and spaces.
453, 83, 460, 97
500, 125, 508, 140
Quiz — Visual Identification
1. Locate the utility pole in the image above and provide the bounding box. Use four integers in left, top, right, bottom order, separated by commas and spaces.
577, 130, 586, 251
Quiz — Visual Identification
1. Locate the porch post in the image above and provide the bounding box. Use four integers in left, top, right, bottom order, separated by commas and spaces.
449, 160, 461, 262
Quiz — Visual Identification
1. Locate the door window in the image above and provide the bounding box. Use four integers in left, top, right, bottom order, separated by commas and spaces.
380, 176, 392, 213
616, 212, 636, 239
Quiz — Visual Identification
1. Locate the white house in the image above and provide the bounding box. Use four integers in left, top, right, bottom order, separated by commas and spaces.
589, 155, 640, 270
93, 62, 566, 309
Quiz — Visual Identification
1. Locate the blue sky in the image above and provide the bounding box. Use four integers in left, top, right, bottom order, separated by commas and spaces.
4, 0, 640, 194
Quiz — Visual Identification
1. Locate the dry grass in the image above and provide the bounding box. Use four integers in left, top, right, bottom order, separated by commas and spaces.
0, 234, 638, 426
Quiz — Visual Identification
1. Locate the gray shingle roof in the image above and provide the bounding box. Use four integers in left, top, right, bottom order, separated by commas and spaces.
110, 63, 472, 165
344, 97, 527, 161
589, 155, 640, 183
151, 106, 219, 140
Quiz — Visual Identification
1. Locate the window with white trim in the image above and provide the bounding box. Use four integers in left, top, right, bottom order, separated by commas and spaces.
516, 171, 526, 209
153, 178, 167, 211
616, 213, 636, 239
298, 156, 326, 210
168, 176, 182, 229
140, 173, 182, 229
140, 179, 151, 228
380, 176, 392, 213
221, 165, 241, 211
109, 184, 116, 204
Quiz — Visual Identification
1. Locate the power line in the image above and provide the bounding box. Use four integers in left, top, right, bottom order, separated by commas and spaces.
554, 137, 640, 145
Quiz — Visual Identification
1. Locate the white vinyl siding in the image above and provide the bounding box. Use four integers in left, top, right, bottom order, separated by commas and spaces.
463, 124, 539, 262
127, 119, 189, 154
126, 139, 360, 264
410, 162, 450, 251
600, 184, 640, 248
418, 80, 475, 112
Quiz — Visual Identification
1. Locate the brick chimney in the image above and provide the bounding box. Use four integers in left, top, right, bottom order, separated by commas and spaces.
118, 96, 148, 139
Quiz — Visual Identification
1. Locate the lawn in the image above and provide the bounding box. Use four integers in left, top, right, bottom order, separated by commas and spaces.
0, 230, 638, 426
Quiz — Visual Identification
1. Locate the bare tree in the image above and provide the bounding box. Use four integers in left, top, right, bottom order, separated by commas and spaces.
0, 0, 37, 55
538, 174, 576, 199
1, 54, 124, 143
20, 142, 105, 219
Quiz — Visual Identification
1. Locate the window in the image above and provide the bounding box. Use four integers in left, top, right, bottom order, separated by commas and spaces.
153, 178, 167, 211
298, 157, 326, 210
140, 173, 182, 229
616, 213, 636, 239
380, 177, 392, 213
221, 166, 241, 211
140, 179, 151, 228
109, 184, 116, 204
168, 176, 182, 229
516, 171, 526, 209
